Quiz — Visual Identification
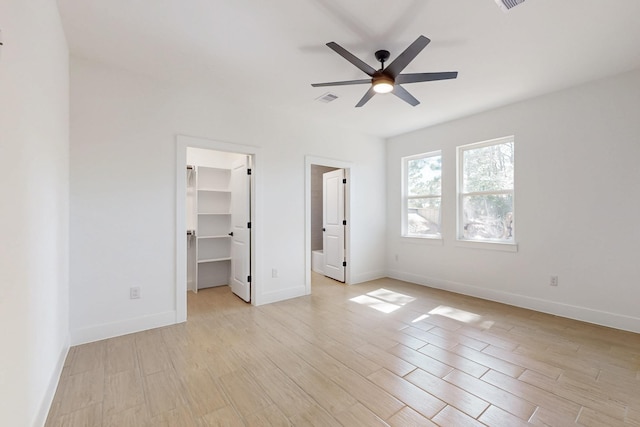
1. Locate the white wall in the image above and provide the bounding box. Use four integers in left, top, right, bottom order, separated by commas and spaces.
386, 69, 640, 332
0, 1, 70, 426
69, 57, 386, 344
187, 147, 245, 169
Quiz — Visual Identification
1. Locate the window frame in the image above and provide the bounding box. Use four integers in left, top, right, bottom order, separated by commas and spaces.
456, 136, 516, 248
401, 150, 443, 240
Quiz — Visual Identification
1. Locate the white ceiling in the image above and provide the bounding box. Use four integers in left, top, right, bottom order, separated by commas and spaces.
57, 0, 640, 138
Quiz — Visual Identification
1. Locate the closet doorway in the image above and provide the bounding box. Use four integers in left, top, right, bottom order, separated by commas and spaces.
186, 148, 251, 301
176, 136, 259, 322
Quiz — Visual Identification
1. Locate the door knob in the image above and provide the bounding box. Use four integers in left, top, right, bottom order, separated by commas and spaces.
228, 232, 234, 236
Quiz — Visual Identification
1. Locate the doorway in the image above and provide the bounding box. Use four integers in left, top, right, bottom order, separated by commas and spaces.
186, 147, 251, 302
176, 135, 259, 322
304, 156, 353, 294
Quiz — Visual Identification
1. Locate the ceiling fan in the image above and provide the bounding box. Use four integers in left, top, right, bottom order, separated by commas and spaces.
312, 35, 458, 107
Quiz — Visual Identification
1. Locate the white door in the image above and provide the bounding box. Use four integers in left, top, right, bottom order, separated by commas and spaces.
323, 169, 345, 282
229, 156, 251, 302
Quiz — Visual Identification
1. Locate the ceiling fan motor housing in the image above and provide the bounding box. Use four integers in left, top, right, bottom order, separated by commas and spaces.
373, 73, 394, 84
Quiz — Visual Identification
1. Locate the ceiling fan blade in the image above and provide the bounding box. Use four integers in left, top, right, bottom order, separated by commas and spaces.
311, 79, 371, 87
392, 85, 420, 106
355, 87, 376, 108
395, 71, 458, 84
326, 42, 377, 77
384, 35, 431, 78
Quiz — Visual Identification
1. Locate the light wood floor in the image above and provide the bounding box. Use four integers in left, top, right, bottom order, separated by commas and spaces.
46, 274, 640, 426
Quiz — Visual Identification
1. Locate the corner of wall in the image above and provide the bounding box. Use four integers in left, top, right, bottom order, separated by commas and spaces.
70, 311, 177, 346
33, 334, 70, 427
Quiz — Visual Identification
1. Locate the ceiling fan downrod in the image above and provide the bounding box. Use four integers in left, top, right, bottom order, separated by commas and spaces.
375, 50, 390, 70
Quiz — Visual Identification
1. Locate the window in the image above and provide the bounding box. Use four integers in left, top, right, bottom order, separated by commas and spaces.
458, 136, 514, 243
403, 152, 442, 238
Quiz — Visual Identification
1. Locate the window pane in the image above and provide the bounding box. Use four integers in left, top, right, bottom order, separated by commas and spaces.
461, 194, 514, 240
407, 197, 441, 236
463, 142, 514, 193
408, 155, 441, 196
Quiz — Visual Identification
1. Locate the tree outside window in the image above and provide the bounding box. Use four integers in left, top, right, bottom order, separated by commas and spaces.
458, 137, 514, 242
403, 152, 442, 238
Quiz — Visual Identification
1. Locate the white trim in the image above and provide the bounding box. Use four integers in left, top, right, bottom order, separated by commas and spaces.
455, 239, 518, 252
457, 135, 515, 151
402, 150, 442, 161
33, 336, 69, 427
399, 236, 444, 246
386, 269, 640, 334
350, 270, 386, 284
71, 311, 176, 345
176, 135, 262, 317
258, 286, 307, 305
305, 156, 353, 293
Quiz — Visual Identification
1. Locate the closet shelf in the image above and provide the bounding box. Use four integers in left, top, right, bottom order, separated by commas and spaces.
192, 164, 232, 291
197, 188, 231, 193
198, 257, 231, 263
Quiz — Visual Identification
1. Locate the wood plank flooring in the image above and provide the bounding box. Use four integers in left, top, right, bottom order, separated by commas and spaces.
45, 274, 640, 426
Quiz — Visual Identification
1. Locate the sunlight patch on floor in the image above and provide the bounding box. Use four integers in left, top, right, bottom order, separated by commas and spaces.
429, 305, 494, 328
367, 288, 416, 305
411, 314, 430, 323
350, 288, 416, 314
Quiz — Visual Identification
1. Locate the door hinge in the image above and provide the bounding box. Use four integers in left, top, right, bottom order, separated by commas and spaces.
247, 168, 252, 175
247, 222, 251, 229
342, 261, 347, 267
342, 178, 347, 184
342, 220, 347, 226
247, 275, 251, 283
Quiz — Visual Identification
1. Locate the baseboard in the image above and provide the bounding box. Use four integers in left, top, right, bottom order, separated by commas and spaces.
387, 269, 640, 334
350, 270, 387, 285
33, 335, 69, 427
71, 311, 177, 346
257, 285, 307, 305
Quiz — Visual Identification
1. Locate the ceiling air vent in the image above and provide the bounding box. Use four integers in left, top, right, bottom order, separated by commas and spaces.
316, 92, 338, 103
495, 0, 526, 12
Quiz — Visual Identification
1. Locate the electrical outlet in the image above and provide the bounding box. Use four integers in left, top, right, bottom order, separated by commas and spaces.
130, 286, 141, 299
550, 276, 558, 287
272, 269, 278, 278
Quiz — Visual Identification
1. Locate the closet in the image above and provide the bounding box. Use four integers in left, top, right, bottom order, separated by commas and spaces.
195, 166, 231, 289
186, 148, 249, 293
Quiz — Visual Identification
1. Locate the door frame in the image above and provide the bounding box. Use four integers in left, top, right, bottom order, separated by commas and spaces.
304, 155, 352, 294
176, 135, 261, 322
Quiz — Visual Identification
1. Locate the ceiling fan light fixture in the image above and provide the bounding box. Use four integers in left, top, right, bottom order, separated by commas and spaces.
372, 75, 394, 94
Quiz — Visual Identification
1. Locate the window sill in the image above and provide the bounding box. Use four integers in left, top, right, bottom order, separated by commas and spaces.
455, 239, 518, 252
400, 236, 444, 246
